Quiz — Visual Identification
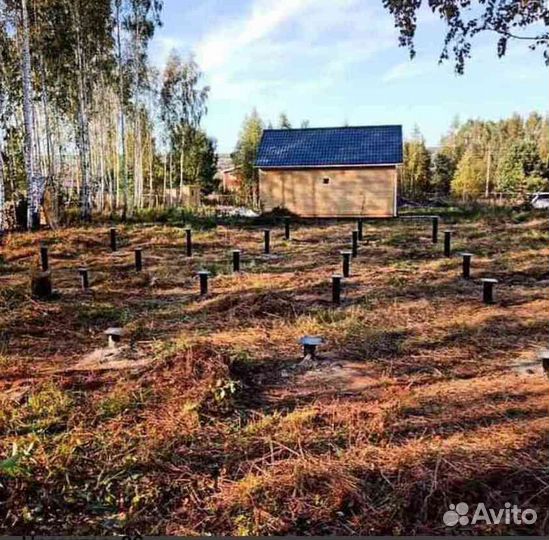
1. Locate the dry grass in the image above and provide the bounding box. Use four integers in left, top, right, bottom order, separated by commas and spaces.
0, 209, 547, 535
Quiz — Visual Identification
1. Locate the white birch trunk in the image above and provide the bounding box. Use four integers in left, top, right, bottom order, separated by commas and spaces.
485, 148, 492, 198
168, 151, 173, 206
98, 109, 107, 213
134, 113, 143, 208
32, 101, 44, 177
40, 59, 53, 178
0, 148, 5, 237
73, 5, 92, 221
162, 152, 167, 206
148, 132, 153, 208
20, 0, 38, 229
179, 134, 184, 203
116, 0, 128, 218
133, 14, 142, 210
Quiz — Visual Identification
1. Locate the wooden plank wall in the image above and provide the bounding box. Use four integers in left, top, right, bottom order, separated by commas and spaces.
259, 167, 396, 217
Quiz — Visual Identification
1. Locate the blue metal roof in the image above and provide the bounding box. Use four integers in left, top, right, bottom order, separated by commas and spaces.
255, 125, 403, 168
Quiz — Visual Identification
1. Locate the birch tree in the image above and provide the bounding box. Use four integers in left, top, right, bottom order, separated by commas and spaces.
72, 2, 92, 220
160, 51, 208, 201
114, 0, 128, 217
0, 148, 5, 236
116, 0, 162, 216
233, 109, 264, 205
0, 10, 12, 234
19, 0, 38, 229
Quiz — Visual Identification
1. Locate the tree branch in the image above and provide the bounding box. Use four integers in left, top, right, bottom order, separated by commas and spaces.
485, 27, 549, 42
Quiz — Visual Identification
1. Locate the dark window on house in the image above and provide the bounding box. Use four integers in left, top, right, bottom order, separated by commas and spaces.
323, 177, 330, 184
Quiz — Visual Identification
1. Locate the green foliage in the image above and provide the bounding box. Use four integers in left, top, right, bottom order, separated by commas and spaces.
451, 149, 486, 200
437, 112, 549, 200
382, 0, 549, 74
232, 108, 264, 204
76, 303, 132, 326
160, 51, 209, 138
160, 51, 214, 195
169, 126, 218, 193
0, 0, 166, 223
98, 387, 151, 419
401, 126, 431, 199
191, 130, 219, 194
432, 152, 455, 195
496, 140, 548, 197
0, 442, 34, 478
211, 378, 241, 406
0, 384, 73, 435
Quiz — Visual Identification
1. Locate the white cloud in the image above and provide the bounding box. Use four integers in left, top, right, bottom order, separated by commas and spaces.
190, 0, 397, 105
382, 60, 435, 82
196, 0, 316, 71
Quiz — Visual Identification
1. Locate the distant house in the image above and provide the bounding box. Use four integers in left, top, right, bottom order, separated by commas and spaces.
221, 165, 243, 192
216, 154, 243, 193
255, 125, 403, 217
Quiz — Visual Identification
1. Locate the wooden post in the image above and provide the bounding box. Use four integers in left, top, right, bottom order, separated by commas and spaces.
299, 336, 324, 359
198, 270, 210, 296
105, 327, 124, 349
31, 270, 52, 299
357, 218, 364, 241
538, 349, 549, 378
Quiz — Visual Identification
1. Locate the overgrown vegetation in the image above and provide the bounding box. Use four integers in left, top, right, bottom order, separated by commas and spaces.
0, 208, 547, 534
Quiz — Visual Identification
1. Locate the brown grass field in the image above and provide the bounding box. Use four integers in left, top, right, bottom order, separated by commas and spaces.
0, 208, 548, 535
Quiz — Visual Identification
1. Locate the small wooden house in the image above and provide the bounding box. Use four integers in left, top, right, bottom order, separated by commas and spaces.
255, 125, 403, 217
216, 154, 244, 193
221, 165, 243, 192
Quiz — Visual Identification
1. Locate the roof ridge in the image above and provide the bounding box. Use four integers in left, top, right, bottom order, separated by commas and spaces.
263, 124, 402, 132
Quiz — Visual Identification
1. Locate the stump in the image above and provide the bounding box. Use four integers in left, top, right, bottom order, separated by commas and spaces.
31, 270, 52, 299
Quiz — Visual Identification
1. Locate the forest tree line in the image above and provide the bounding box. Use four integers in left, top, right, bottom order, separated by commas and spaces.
400, 113, 549, 202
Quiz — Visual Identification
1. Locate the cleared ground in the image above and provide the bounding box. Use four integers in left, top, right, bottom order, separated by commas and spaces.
0, 209, 548, 535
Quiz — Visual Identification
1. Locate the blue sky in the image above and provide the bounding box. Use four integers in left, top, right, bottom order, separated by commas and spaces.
149, 0, 548, 153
